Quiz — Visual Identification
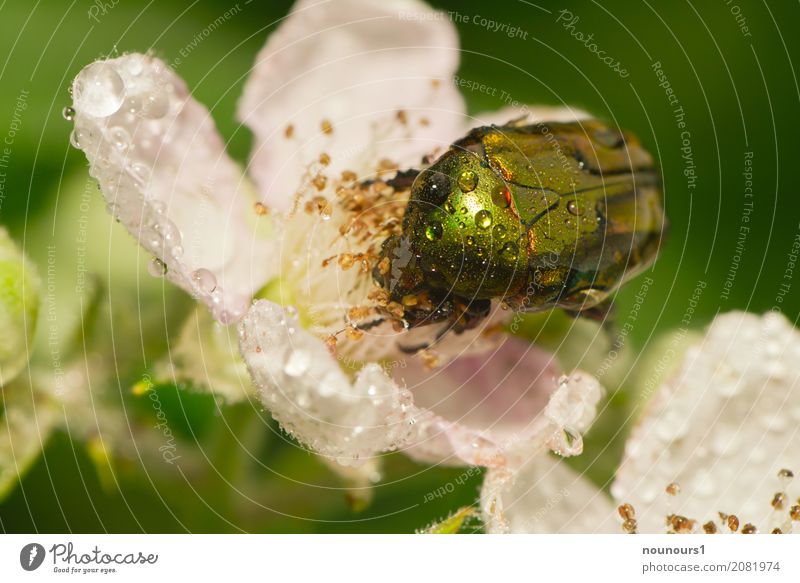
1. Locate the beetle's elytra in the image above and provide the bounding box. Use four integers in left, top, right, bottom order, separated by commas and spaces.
372, 118, 666, 337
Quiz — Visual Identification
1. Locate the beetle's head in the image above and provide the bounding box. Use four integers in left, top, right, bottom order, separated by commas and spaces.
383, 151, 529, 302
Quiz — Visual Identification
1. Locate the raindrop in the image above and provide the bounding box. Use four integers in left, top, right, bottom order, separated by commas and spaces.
567, 200, 582, 215
474, 209, 493, 229
69, 129, 83, 149
109, 126, 130, 150
140, 91, 170, 119
62, 106, 75, 121
147, 257, 167, 277
500, 241, 518, 260
283, 350, 311, 377
73, 62, 125, 118
457, 169, 478, 192
191, 268, 217, 293
425, 221, 443, 241
443, 200, 456, 214
491, 184, 511, 208
492, 224, 506, 239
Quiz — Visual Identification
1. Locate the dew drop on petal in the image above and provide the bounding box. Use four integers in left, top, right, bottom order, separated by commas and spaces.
62, 106, 75, 121
147, 257, 167, 277
69, 129, 83, 149
73, 62, 125, 118
109, 126, 130, 150
284, 350, 311, 377
191, 268, 217, 294
140, 91, 170, 119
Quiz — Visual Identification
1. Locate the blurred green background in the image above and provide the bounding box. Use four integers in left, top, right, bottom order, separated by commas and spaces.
0, 0, 797, 532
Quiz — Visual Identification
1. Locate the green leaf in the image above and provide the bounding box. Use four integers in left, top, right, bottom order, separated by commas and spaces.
0, 228, 41, 386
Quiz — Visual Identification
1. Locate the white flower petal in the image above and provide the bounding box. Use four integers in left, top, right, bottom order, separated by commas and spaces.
481, 454, 616, 533
71, 54, 273, 323
238, 299, 420, 466
469, 105, 590, 129
612, 311, 800, 533
395, 336, 604, 467
238, 0, 465, 211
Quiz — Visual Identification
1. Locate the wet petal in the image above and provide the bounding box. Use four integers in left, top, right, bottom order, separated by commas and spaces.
238, 0, 465, 211
469, 105, 590, 129
481, 454, 616, 533
395, 336, 604, 467
238, 300, 420, 466
70, 54, 273, 323
612, 311, 800, 533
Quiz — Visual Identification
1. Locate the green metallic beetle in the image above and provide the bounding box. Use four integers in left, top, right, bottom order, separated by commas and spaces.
372, 118, 666, 344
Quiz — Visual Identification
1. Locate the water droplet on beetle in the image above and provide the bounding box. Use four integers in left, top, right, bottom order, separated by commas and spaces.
425, 221, 443, 241
491, 184, 511, 208
567, 200, 582, 215
500, 241, 518, 260
474, 209, 493, 229
458, 170, 478, 192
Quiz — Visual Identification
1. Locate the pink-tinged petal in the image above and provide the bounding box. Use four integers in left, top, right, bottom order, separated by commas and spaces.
481, 454, 616, 533
467, 105, 590, 129
394, 336, 604, 467
612, 312, 800, 533
71, 54, 274, 323
238, 300, 421, 466
238, 0, 465, 211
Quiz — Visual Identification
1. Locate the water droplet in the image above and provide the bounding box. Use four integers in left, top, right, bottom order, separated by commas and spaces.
425, 221, 443, 241
500, 241, 518, 260
567, 200, 582, 215
492, 224, 506, 239
109, 126, 130, 150
140, 91, 170, 119
69, 129, 83, 149
443, 200, 456, 214
130, 162, 151, 184
491, 184, 511, 208
73, 62, 125, 118
474, 209, 493, 229
465, 235, 474, 246
457, 169, 478, 192
191, 268, 217, 293
147, 257, 167, 277
457, 221, 465, 229
62, 106, 75, 121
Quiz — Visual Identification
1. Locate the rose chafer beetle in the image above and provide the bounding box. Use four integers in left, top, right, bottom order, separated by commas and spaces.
372, 118, 666, 345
